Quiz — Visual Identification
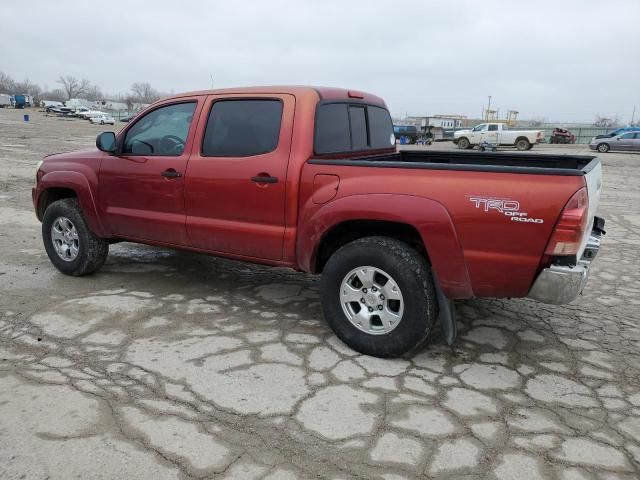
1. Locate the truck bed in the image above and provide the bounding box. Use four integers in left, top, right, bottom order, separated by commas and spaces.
310, 150, 599, 176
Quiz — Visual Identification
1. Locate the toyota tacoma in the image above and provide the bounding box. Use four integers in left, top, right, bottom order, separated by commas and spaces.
33, 86, 605, 357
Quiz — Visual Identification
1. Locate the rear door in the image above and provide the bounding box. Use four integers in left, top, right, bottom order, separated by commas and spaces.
184, 94, 294, 260
614, 132, 634, 150
486, 124, 500, 144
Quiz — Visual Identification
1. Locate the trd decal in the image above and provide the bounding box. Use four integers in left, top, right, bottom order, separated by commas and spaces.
468, 196, 544, 224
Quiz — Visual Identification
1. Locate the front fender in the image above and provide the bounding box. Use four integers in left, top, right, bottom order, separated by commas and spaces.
298, 194, 473, 298
36, 171, 106, 237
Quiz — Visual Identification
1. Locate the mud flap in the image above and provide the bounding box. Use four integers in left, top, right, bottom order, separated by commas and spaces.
433, 275, 457, 345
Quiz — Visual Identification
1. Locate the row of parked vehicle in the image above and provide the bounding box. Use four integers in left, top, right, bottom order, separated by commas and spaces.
45, 105, 117, 125
0, 93, 34, 108
393, 121, 640, 153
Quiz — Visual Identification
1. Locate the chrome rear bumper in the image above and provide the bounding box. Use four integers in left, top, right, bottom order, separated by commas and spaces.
528, 221, 604, 305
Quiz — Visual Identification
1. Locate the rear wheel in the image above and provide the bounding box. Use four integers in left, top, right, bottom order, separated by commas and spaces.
42, 198, 109, 276
597, 143, 610, 153
516, 138, 531, 151
320, 237, 438, 358
457, 137, 470, 149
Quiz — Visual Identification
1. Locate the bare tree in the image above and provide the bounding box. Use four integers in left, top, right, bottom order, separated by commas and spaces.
131, 82, 160, 103
593, 115, 620, 128
41, 88, 67, 102
0, 71, 16, 93
83, 85, 103, 101
57, 76, 91, 100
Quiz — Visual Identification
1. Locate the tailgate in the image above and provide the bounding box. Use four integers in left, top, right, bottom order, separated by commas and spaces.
579, 159, 603, 257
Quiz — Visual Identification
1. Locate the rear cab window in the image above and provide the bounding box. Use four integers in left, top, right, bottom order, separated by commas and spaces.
314, 102, 394, 155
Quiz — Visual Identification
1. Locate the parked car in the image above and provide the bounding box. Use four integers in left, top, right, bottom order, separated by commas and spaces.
454, 123, 545, 150
77, 110, 106, 120
393, 125, 419, 144
90, 114, 115, 125
32, 86, 605, 357
73, 107, 91, 117
590, 132, 640, 153
593, 126, 640, 140
549, 128, 576, 144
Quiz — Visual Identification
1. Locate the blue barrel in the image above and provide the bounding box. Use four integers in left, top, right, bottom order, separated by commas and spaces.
23, 114, 29, 122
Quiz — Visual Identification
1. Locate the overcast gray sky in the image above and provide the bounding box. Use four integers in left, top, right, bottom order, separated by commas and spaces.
2, 0, 639, 122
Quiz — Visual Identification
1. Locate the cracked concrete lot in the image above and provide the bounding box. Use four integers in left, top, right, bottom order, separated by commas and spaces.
1, 109, 640, 479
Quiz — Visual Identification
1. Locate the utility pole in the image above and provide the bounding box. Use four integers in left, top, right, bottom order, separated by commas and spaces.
632, 105, 636, 125
486, 95, 492, 121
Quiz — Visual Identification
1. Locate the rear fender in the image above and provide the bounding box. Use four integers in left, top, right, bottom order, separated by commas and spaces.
38, 171, 106, 236
299, 194, 473, 298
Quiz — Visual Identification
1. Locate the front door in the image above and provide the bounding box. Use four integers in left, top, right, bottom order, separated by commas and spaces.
184, 94, 294, 260
98, 99, 201, 245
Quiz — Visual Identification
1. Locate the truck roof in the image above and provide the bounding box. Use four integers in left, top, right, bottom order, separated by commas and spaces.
164, 86, 387, 107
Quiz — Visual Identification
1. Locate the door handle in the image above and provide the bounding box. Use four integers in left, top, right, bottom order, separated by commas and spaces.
161, 169, 182, 178
251, 175, 278, 184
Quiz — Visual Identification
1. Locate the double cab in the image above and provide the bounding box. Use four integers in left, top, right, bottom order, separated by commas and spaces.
33, 86, 605, 357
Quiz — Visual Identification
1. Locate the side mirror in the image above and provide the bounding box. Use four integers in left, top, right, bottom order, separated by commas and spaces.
96, 132, 116, 153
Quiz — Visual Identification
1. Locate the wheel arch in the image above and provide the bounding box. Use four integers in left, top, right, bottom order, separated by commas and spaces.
37, 171, 106, 236
299, 194, 474, 298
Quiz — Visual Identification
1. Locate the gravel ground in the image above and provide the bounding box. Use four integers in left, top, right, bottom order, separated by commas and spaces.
1, 108, 639, 479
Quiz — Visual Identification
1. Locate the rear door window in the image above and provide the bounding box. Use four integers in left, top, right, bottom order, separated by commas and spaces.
202, 99, 283, 157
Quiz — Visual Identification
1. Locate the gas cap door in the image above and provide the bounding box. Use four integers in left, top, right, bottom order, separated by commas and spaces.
312, 174, 340, 204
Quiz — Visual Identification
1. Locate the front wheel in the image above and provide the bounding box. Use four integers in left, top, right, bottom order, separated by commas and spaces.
457, 137, 470, 149
597, 143, 610, 153
42, 198, 109, 276
320, 237, 438, 357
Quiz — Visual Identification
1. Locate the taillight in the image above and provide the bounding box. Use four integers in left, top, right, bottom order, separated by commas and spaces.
545, 187, 589, 256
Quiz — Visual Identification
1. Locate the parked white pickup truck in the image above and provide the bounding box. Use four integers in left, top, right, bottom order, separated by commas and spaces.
454, 123, 545, 151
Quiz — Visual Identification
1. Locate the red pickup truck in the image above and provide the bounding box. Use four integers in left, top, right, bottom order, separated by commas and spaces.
33, 86, 605, 357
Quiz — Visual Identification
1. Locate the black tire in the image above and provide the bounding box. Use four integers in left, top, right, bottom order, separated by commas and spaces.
42, 198, 109, 276
457, 137, 470, 149
320, 236, 438, 358
597, 143, 610, 153
516, 138, 530, 151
